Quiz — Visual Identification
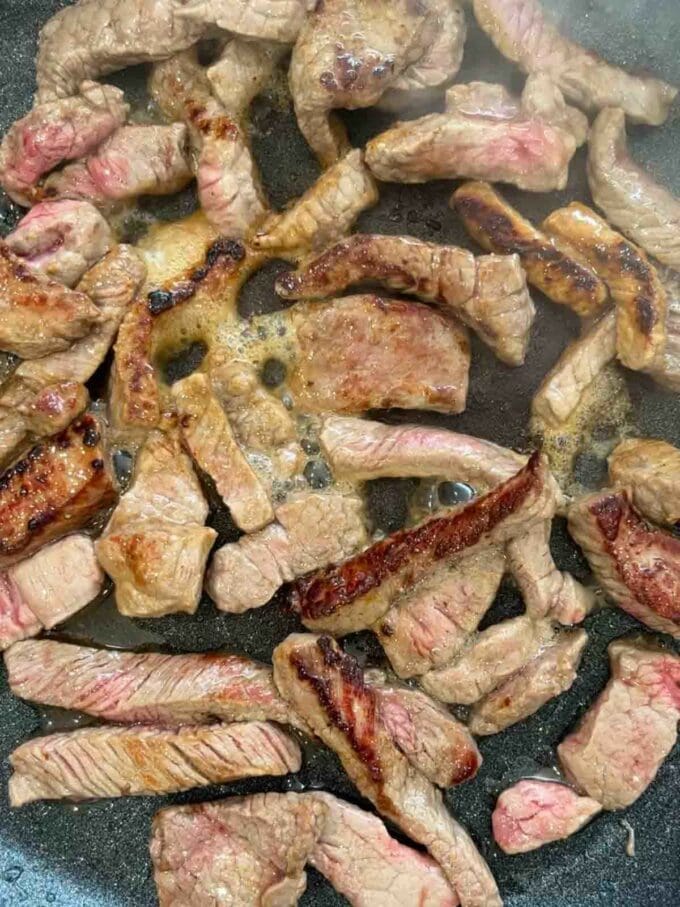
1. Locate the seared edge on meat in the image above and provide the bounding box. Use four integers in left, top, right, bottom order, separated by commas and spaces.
568, 489, 680, 639
452, 181, 608, 317
608, 438, 680, 528
472, 0, 677, 125
492, 780, 602, 854
9, 721, 301, 805
273, 633, 501, 907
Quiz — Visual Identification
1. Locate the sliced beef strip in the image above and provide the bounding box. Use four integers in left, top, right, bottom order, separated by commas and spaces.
35, 0, 208, 101
375, 550, 506, 678
452, 180, 609, 317
5, 640, 296, 728
273, 633, 501, 907
568, 489, 680, 639
420, 616, 554, 705
468, 628, 588, 735
0, 535, 103, 651
542, 203, 667, 372
276, 234, 534, 367
0, 243, 101, 360
608, 438, 680, 528
647, 266, 680, 392
174, 0, 315, 43
557, 638, 680, 810
95, 430, 217, 618
492, 780, 602, 855
365, 76, 587, 192
291, 453, 557, 636
44, 124, 193, 205
472, 0, 677, 125
173, 373, 274, 533
6, 200, 113, 288
207, 38, 286, 113
9, 720, 301, 806
287, 295, 470, 415
206, 492, 368, 613
0, 414, 116, 570
588, 108, 680, 273
252, 149, 378, 254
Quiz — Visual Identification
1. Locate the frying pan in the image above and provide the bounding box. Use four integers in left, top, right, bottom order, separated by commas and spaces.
0, 1, 679, 904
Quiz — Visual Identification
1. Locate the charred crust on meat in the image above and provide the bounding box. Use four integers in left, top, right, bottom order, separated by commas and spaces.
292, 452, 543, 619
450, 749, 480, 785
635, 296, 657, 334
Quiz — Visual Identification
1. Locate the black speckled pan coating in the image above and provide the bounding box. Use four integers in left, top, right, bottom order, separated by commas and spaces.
0, 2, 679, 905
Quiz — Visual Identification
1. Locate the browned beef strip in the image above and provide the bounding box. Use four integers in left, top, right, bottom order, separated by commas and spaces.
273, 633, 501, 907
608, 438, 680, 528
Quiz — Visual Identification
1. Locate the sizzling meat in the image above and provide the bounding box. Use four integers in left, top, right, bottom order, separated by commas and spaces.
0, 536, 103, 651
276, 234, 534, 366
273, 634, 500, 906
6, 200, 113, 288
173, 373, 274, 532
452, 181, 609, 317
492, 780, 602, 854
44, 124, 193, 204
531, 310, 617, 431
5, 640, 295, 727
608, 438, 680, 528
568, 489, 680, 639
9, 720, 301, 806
0, 243, 101, 359
35, 0, 207, 101
557, 638, 680, 809
365, 76, 587, 192
421, 616, 554, 705
375, 551, 506, 678
543, 203, 667, 372
289, 0, 460, 165
473, 0, 677, 125
288, 295, 470, 414
174, 0, 315, 42
253, 149, 378, 253
207, 38, 286, 113
0, 82, 128, 205
648, 267, 680, 392
468, 628, 587, 734
95, 431, 217, 617
292, 453, 557, 635
588, 107, 680, 273
206, 492, 367, 612
0, 415, 116, 570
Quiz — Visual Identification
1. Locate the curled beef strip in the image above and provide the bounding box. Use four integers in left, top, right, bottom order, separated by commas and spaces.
608, 438, 680, 528
173, 0, 315, 43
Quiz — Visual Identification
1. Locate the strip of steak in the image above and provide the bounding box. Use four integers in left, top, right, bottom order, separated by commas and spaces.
492, 780, 602, 854
0, 536, 103, 651
0, 243, 101, 359
173, 373, 274, 532
36, 0, 208, 101
468, 628, 587, 734
608, 438, 680, 528
557, 638, 680, 809
287, 295, 470, 414
473, 0, 677, 125
568, 489, 680, 639
96, 430, 216, 617
206, 492, 368, 612
365, 76, 587, 192
174, 0, 315, 43
647, 266, 680, 392
207, 38, 286, 113
421, 616, 554, 705
542, 203, 667, 372
0, 415, 116, 569
273, 634, 501, 907
44, 124, 193, 204
452, 180, 609, 317
292, 453, 557, 635
588, 107, 680, 273
6, 200, 113, 288
375, 551, 506, 678
5, 640, 295, 727
252, 150, 378, 253
9, 720, 301, 806
276, 234, 534, 366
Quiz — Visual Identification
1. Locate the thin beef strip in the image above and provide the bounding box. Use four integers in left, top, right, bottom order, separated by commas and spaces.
207, 38, 287, 113
608, 438, 680, 528
173, 0, 316, 43
568, 489, 680, 639
273, 634, 501, 907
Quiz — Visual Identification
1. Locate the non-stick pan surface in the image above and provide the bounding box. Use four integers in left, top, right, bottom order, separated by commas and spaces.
0, 1, 679, 904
